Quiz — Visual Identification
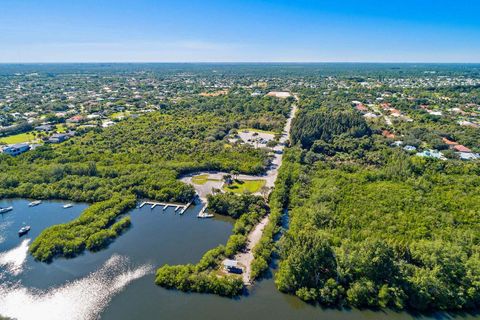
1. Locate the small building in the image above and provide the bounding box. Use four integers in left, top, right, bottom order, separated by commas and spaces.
403, 145, 417, 152
457, 152, 480, 161
453, 145, 472, 153
35, 124, 53, 132
48, 133, 69, 144
382, 130, 395, 139
102, 120, 115, 128
363, 112, 379, 119
2, 143, 30, 156
416, 149, 446, 160
223, 259, 242, 274
266, 91, 291, 99
442, 137, 458, 146
66, 115, 84, 123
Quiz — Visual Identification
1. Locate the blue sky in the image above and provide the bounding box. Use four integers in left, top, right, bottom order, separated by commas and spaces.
1, 0, 480, 62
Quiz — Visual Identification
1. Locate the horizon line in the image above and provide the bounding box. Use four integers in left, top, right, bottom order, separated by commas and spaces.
1, 61, 480, 65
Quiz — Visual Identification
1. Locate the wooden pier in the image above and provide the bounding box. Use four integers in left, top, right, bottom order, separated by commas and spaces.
197, 205, 214, 218
179, 198, 195, 215
139, 201, 187, 212
139, 198, 196, 215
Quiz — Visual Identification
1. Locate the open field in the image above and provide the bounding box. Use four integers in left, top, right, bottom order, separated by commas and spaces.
239, 127, 278, 135
0, 132, 36, 144
223, 179, 266, 194
191, 174, 221, 185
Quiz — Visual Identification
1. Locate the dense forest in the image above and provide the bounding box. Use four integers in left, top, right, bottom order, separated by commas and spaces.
0, 94, 290, 261
274, 105, 480, 311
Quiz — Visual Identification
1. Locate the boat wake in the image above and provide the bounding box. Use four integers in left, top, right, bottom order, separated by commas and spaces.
0, 239, 30, 276
0, 255, 153, 320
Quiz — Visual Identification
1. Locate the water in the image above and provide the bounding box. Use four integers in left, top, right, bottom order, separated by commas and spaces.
0, 199, 475, 320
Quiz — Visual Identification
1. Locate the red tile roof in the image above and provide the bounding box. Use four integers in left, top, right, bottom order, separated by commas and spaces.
453, 145, 472, 153
382, 130, 395, 139
442, 137, 458, 145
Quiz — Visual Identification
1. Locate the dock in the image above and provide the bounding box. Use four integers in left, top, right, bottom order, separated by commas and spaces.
139, 198, 195, 215
139, 201, 186, 211
197, 205, 214, 218
179, 198, 195, 215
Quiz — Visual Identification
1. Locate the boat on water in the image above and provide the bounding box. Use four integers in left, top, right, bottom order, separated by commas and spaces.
29, 200, 42, 207
0, 206, 13, 214
18, 225, 31, 237
63, 203, 73, 209
198, 213, 214, 218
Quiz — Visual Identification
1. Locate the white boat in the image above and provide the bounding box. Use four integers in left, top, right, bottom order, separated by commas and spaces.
197, 213, 214, 219
0, 206, 13, 214
63, 203, 73, 209
18, 225, 31, 237
29, 200, 42, 207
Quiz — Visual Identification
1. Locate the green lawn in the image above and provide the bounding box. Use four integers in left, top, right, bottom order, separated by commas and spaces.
192, 174, 209, 185
240, 127, 277, 135
223, 179, 266, 193
55, 124, 68, 133
0, 132, 36, 144
191, 174, 221, 185
110, 111, 129, 120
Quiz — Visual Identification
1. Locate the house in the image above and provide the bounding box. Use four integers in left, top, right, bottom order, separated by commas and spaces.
266, 91, 291, 99
102, 120, 115, 128
404, 145, 417, 152
35, 124, 53, 132
382, 130, 395, 139
223, 259, 242, 274
453, 145, 472, 153
2, 143, 30, 156
416, 149, 446, 160
457, 152, 480, 161
442, 137, 458, 146
66, 115, 84, 123
391, 141, 403, 147
389, 109, 402, 117
363, 112, 379, 119
48, 133, 69, 144
355, 104, 368, 112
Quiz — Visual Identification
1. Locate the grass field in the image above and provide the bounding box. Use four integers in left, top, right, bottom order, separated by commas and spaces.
55, 124, 68, 133
223, 179, 266, 194
192, 174, 209, 185
191, 174, 221, 185
0, 132, 36, 144
239, 128, 278, 135
110, 111, 129, 120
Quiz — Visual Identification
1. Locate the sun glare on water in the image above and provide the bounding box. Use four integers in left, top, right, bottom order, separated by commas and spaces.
0, 255, 153, 320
